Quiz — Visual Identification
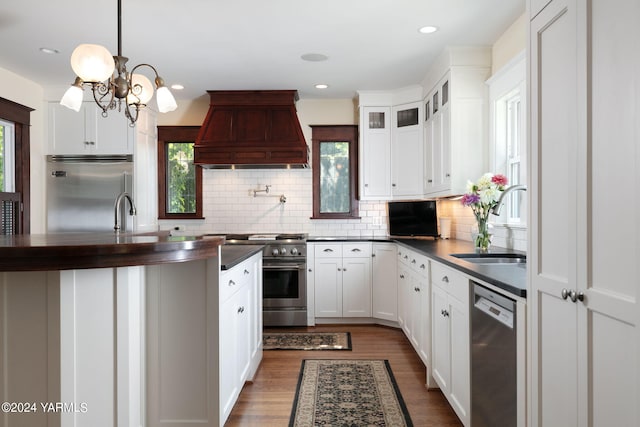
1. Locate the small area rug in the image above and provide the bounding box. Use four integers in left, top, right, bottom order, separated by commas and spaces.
289, 359, 413, 427
263, 332, 352, 351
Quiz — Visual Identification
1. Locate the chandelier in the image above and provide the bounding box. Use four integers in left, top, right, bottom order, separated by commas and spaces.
60, 0, 177, 125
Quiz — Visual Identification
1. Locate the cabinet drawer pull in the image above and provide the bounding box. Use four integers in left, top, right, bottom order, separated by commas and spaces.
400, 274, 405, 279
237, 306, 245, 314
420, 264, 426, 269
351, 248, 361, 252
404, 255, 409, 260
228, 280, 236, 287
323, 248, 334, 252
441, 309, 449, 317
441, 276, 449, 283
411, 259, 416, 264
244, 269, 250, 275
414, 287, 420, 292
428, 179, 433, 183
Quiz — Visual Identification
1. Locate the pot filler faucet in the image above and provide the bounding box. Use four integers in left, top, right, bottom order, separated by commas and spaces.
491, 185, 527, 216
114, 192, 137, 232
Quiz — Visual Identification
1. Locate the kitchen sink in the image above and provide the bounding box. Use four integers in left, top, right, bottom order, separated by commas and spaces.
451, 253, 526, 265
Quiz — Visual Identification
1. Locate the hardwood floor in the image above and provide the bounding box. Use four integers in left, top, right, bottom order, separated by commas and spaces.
226, 324, 463, 426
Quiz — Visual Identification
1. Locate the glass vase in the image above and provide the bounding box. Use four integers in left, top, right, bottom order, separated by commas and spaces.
474, 217, 491, 253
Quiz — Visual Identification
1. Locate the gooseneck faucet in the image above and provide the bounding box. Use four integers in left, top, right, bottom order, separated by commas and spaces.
491, 185, 527, 216
114, 192, 137, 232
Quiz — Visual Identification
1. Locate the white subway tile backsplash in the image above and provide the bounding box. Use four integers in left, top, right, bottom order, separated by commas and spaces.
158, 170, 527, 249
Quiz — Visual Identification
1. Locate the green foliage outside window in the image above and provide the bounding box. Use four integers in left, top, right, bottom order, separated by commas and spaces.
319, 141, 350, 213
167, 142, 196, 214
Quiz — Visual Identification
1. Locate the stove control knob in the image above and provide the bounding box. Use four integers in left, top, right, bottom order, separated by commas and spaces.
291, 247, 299, 256
279, 248, 288, 256
271, 248, 280, 256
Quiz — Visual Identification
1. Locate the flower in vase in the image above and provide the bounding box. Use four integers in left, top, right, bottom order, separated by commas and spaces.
461, 173, 508, 251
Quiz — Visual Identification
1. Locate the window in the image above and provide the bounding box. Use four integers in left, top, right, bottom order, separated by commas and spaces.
0, 119, 15, 192
311, 125, 359, 219
157, 126, 203, 219
488, 53, 527, 224
0, 97, 33, 234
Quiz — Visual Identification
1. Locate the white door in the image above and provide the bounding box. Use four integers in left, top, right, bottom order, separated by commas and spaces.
361, 106, 392, 199
372, 243, 398, 322
314, 258, 342, 317
431, 284, 450, 392
342, 257, 372, 317
392, 102, 424, 197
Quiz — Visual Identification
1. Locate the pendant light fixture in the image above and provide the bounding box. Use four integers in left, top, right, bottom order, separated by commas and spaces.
60, 0, 177, 125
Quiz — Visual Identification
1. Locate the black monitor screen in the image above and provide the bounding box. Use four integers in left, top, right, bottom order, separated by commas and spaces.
388, 200, 438, 237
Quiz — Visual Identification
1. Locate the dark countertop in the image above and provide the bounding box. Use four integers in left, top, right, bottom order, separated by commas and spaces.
0, 232, 224, 272
308, 236, 527, 298
220, 245, 264, 270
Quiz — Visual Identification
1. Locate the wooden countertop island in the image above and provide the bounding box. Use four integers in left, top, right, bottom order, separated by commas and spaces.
0, 232, 224, 271
0, 232, 260, 427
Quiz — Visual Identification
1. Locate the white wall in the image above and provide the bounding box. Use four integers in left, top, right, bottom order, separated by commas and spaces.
491, 13, 527, 75
0, 66, 47, 233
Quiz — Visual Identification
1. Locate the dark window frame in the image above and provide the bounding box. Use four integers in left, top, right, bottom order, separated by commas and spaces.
310, 125, 359, 220
157, 126, 203, 220
0, 97, 33, 234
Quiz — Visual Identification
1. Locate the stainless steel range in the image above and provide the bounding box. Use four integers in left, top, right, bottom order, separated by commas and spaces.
219, 233, 307, 327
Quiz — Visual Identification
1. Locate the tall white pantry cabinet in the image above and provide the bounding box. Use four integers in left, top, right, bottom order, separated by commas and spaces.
528, 0, 639, 426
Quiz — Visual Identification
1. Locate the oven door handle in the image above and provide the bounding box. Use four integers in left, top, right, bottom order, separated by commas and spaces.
263, 264, 305, 271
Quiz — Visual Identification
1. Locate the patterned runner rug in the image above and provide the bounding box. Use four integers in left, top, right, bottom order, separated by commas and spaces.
289, 359, 413, 427
263, 332, 352, 350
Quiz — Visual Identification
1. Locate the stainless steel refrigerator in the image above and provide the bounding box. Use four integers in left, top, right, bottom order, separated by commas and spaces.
46, 155, 134, 233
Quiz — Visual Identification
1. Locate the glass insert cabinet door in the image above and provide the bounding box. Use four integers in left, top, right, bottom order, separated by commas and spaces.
310, 125, 359, 219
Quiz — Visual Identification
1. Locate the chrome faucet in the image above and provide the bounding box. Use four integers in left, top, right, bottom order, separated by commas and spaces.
114, 192, 137, 232
491, 185, 527, 216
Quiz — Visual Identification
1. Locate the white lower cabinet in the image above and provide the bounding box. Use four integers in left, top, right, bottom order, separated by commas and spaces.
430, 261, 470, 426
397, 247, 431, 368
372, 243, 398, 322
313, 243, 372, 318
147, 252, 263, 427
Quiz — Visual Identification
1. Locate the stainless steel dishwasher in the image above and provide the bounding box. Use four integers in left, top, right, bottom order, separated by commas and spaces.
471, 282, 517, 427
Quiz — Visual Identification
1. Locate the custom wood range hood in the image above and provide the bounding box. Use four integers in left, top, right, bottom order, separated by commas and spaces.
194, 90, 309, 168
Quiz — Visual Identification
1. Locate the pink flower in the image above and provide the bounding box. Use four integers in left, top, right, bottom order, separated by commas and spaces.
491, 174, 508, 186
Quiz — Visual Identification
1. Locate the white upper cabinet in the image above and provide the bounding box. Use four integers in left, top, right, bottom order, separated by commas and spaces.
392, 101, 424, 198
359, 105, 392, 199
422, 47, 491, 197
358, 87, 424, 201
48, 101, 133, 155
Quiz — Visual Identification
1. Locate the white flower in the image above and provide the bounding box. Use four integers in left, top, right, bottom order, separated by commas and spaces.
479, 186, 500, 205
477, 173, 494, 190
465, 180, 475, 193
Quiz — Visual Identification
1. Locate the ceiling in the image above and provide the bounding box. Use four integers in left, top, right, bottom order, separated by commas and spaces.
1, 0, 525, 104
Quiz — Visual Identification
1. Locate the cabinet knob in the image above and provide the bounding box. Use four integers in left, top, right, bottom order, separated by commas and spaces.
400, 274, 405, 279
244, 269, 250, 275
337, 268, 342, 271
237, 306, 245, 314
441, 309, 449, 317
414, 287, 420, 292
441, 276, 449, 283
228, 280, 236, 287
392, 183, 397, 187
365, 183, 369, 187
446, 173, 451, 177
428, 179, 433, 183
420, 264, 426, 269
372, 253, 376, 258
308, 268, 313, 272
561, 288, 570, 300
569, 290, 585, 303
411, 259, 416, 264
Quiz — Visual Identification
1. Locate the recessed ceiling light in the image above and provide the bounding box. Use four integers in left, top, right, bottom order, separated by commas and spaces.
301, 53, 329, 62
315, 84, 329, 89
40, 47, 59, 54
171, 84, 184, 90
418, 26, 438, 34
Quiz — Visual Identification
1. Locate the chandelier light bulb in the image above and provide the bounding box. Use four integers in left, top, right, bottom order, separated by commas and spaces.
156, 86, 177, 113
60, 81, 84, 112
70, 44, 115, 83
127, 73, 154, 105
